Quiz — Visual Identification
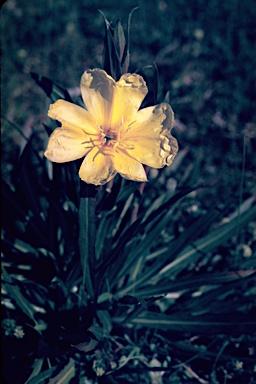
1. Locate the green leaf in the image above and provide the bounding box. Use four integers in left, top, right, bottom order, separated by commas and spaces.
97, 309, 113, 333
1, 182, 47, 250
95, 214, 144, 296
114, 200, 255, 298
30, 72, 73, 102
113, 312, 256, 334
15, 135, 49, 244
72, 338, 99, 352
133, 270, 255, 297
100, 8, 139, 78
99, 11, 122, 80
111, 192, 134, 238
88, 323, 105, 340
2, 267, 38, 325
24, 359, 44, 384
2, 115, 30, 142
120, 7, 139, 73
2, 231, 37, 254
26, 367, 55, 384
114, 204, 221, 297
95, 211, 112, 260
98, 174, 123, 211
114, 19, 126, 62
105, 186, 200, 290
48, 359, 76, 384
158, 203, 256, 277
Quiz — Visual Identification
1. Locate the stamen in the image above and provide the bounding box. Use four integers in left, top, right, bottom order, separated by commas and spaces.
118, 138, 136, 150
92, 146, 115, 161
81, 138, 103, 145
82, 129, 100, 137
115, 145, 135, 158
96, 122, 104, 133
81, 135, 106, 151
123, 121, 136, 134
114, 116, 125, 142
123, 144, 135, 150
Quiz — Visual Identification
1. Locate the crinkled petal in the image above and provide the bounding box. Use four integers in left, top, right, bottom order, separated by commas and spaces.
78, 146, 117, 185
80, 69, 115, 127
122, 103, 178, 168
113, 148, 148, 182
48, 100, 99, 134
111, 73, 148, 129
44, 127, 90, 163
80, 70, 148, 131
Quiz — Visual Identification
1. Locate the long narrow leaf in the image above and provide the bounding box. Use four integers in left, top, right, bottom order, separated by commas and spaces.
105, 186, 201, 289
115, 206, 222, 297
26, 367, 55, 384
113, 312, 256, 334
48, 359, 76, 384
159, 204, 256, 277
2, 268, 38, 325
24, 359, 44, 384
115, 202, 255, 298
31, 72, 73, 102
79, 196, 96, 302
133, 271, 255, 297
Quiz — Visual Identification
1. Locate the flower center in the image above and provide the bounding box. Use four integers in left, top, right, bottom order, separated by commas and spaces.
80, 118, 137, 162
104, 130, 117, 143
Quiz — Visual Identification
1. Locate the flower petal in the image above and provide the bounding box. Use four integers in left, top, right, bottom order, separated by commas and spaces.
111, 73, 148, 129
78, 146, 117, 185
122, 103, 178, 168
80, 69, 115, 127
44, 127, 90, 162
113, 148, 148, 182
48, 100, 99, 134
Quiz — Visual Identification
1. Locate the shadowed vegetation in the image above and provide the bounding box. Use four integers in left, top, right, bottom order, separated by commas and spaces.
1, 0, 256, 383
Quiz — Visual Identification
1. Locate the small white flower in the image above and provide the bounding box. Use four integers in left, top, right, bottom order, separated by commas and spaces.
14, 326, 25, 339
237, 244, 252, 257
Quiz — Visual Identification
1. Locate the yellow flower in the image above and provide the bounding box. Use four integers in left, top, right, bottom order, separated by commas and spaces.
44, 69, 178, 185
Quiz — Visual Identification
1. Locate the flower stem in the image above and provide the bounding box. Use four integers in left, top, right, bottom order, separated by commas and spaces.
78, 182, 98, 305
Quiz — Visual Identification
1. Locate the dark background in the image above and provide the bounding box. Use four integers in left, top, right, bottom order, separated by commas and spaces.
2, 0, 256, 194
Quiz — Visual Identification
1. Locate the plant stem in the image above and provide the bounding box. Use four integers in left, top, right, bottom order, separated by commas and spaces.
78, 182, 98, 305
